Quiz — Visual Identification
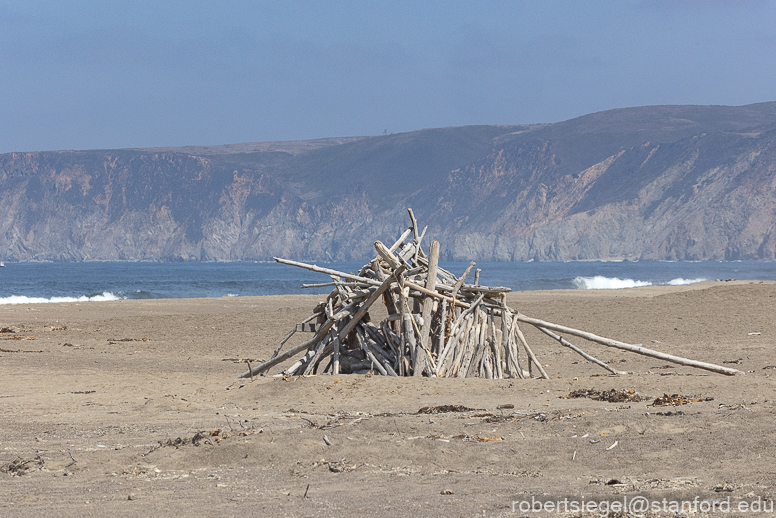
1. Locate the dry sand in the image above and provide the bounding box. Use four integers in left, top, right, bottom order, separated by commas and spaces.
1, 280, 774, 517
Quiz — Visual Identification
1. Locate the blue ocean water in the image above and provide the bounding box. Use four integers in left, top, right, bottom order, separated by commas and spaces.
1, 260, 775, 304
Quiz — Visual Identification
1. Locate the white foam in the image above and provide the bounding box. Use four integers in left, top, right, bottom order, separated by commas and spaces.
0, 292, 122, 305
573, 276, 652, 290
667, 277, 707, 286
225, 293, 239, 297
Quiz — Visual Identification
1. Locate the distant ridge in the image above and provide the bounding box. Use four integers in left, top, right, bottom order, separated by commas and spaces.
136, 136, 369, 156
2, 103, 776, 262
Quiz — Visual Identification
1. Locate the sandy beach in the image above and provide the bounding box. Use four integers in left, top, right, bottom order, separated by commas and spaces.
1, 280, 774, 517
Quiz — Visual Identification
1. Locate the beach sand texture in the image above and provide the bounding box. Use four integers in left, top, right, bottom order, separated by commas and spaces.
1, 280, 774, 516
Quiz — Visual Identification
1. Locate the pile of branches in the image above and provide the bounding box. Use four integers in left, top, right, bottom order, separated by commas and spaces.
238, 210, 741, 380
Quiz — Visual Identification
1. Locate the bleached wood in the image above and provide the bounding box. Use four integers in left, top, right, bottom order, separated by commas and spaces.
237, 315, 340, 378
537, 326, 623, 375
356, 327, 388, 376
435, 293, 485, 369
513, 321, 550, 379
374, 240, 402, 269
337, 264, 406, 342
389, 227, 413, 253
437, 298, 448, 356
419, 240, 440, 367
451, 262, 476, 299
515, 313, 741, 376
274, 257, 381, 287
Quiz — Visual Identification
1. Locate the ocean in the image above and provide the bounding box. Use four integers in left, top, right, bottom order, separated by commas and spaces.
1, 260, 775, 305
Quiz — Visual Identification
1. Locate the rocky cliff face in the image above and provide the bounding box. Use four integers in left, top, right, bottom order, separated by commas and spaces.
2, 103, 776, 262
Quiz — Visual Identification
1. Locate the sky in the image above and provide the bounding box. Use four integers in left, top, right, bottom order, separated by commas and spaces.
1, 0, 776, 153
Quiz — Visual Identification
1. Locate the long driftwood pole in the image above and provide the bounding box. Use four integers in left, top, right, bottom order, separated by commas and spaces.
274, 257, 381, 287
537, 326, 624, 376
515, 313, 742, 376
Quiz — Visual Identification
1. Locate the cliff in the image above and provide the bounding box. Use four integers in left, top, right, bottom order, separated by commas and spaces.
2, 103, 776, 261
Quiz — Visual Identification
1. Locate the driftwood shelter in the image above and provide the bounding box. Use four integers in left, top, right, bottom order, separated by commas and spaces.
238, 210, 740, 380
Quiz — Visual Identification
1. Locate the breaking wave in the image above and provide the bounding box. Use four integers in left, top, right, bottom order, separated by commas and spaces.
573, 276, 708, 290
573, 276, 652, 290
667, 277, 707, 285
0, 292, 123, 305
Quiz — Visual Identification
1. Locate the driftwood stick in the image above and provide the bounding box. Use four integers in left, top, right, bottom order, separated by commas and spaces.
468, 337, 486, 378
267, 311, 322, 365
452, 261, 476, 295
408, 207, 420, 244
389, 227, 413, 253
436, 293, 485, 369
414, 225, 428, 262
505, 311, 525, 378
237, 315, 339, 378
274, 257, 381, 287
437, 298, 448, 356
374, 241, 402, 269
337, 264, 406, 342
537, 326, 624, 376
359, 327, 398, 376
402, 312, 418, 373
268, 329, 296, 362
416, 256, 458, 284
397, 242, 417, 263
285, 348, 316, 376
332, 333, 341, 375
515, 313, 742, 376
489, 314, 503, 379
483, 347, 493, 379
398, 284, 437, 376
381, 321, 401, 358
403, 280, 471, 308
513, 321, 549, 379
303, 330, 333, 376
356, 327, 389, 376
500, 309, 514, 377
301, 282, 372, 289
437, 283, 512, 294
321, 355, 333, 375
419, 240, 439, 361
435, 313, 469, 376
455, 319, 479, 377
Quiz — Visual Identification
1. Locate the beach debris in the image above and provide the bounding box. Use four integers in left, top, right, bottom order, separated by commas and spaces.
237, 209, 744, 380
651, 394, 710, 406
417, 405, 477, 414
0, 347, 42, 353
1, 456, 45, 476
561, 388, 646, 403
141, 428, 259, 456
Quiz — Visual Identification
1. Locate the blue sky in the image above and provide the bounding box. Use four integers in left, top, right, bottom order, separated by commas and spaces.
1, 1, 775, 153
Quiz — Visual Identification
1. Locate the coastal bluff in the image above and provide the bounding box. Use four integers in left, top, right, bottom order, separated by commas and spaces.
3, 102, 776, 262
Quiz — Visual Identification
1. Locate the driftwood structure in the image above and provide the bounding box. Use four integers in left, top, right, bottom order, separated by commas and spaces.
238, 210, 741, 379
